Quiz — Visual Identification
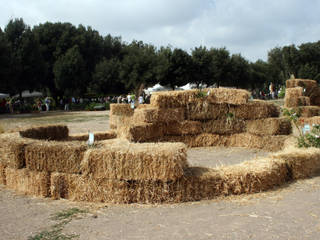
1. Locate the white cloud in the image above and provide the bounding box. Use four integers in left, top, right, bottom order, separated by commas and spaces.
1, 0, 320, 61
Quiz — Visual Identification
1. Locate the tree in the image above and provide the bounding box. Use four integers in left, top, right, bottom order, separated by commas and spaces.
159, 48, 191, 90
209, 47, 231, 87
0, 28, 11, 92
4, 18, 46, 96
90, 58, 125, 95
120, 41, 159, 95
190, 46, 213, 87
53, 45, 87, 96
228, 54, 250, 88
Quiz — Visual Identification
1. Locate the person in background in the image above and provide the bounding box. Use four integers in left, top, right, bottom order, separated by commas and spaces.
269, 82, 275, 99
138, 95, 144, 104
45, 97, 51, 111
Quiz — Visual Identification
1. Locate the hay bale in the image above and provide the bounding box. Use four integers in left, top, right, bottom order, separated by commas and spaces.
202, 119, 246, 134
299, 116, 320, 126
217, 157, 288, 195
0, 132, 35, 169
50, 173, 131, 203
117, 122, 164, 142
19, 125, 69, 140
132, 107, 185, 123
0, 162, 6, 185
284, 87, 303, 107
206, 88, 250, 105
286, 79, 318, 96
292, 106, 320, 118
246, 118, 292, 136
229, 100, 280, 120
110, 104, 134, 116
109, 114, 131, 130
298, 96, 310, 106
81, 139, 188, 181
150, 88, 250, 108
68, 130, 116, 141
164, 121, 202, 135
5, 168, 50, 197
25, 141, 87, 174
272, 146, 320, 179
160, 133, 288, 151
185, 102, 229, 120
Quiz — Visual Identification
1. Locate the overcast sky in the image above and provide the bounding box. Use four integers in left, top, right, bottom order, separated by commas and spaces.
1, 0, 320, 61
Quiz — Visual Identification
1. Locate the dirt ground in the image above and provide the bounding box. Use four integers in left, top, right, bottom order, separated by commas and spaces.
1, 111, 320, 240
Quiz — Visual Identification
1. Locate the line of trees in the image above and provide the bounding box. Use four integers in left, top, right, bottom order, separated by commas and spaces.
1, 18, 320, 100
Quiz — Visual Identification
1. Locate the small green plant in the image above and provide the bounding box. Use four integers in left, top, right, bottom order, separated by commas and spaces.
283, 107, 320, 148
226, 112, 235, 125
195, 90, 208, 98
28, 208, 87, 240
278, 86, 286, 98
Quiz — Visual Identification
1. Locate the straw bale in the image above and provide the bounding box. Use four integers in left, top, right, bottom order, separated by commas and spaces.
160, 133, 288, 151
51, 173, 132, 203
110, 104, 134, 116
202, 119, 247, 134
117, 122, 164, 142
299, 116, 320, 127
229, 133, 289, 152
292, 106, 320, 118
246, 117, 292, 136
163, 121, 202, 136
19, 125, 69, 140
0, 162, 6, 185
137, 104, 152, 109
81, 139, 187, 181
150, 90, 199, 108
109, 114, 131, 129
310, 93, 320, 106
5, 168, 50, 197
284, 87, 303, 107
186, 102, 229, 120
298, 96, 310, 106
206, 88, 250, 105
229, 100, 280, 120
286, 79, 318, 96
272, 146, 320, 179
68, 130, 116, 141
132, 107, 185, 123
0, 132, 35, 169
217, 157, 288, 195
25, 141, 87, 174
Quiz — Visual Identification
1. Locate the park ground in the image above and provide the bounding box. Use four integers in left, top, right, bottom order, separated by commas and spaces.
0, 110, 320, 240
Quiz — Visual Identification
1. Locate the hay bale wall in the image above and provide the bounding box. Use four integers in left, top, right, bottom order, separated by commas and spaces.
286, 79, 318, 96
185, 102, 229, 120
133, 107, 185, 123
284, 87, 303, 108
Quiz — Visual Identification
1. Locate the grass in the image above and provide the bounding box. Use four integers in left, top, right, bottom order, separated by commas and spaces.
28, 208, 88, 240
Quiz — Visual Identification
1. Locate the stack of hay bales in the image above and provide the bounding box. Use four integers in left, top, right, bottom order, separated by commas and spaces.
113, 88, 291, 152
0, 125, 116, 198
2, 125, 320, 204
285, 79, 320, 117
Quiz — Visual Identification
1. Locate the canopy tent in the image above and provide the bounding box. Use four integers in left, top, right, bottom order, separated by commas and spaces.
0, 93, 9, 99
13, 90, 43, 98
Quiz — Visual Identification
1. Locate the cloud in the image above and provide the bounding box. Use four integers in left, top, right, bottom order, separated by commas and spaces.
1, 0, 320, 61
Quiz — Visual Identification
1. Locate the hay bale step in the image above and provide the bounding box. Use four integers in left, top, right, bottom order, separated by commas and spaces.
19, 125, 69, 141
132, 107, 185, 123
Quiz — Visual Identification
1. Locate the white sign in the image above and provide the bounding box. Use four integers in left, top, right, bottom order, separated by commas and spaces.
88, 132, 94, 146
303, 124, 311, 134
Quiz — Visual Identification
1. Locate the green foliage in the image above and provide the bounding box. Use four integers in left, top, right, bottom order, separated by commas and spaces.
51, 208, 87, 221
195, 90, 208, 98
298, 124, 320, 148
278, 86, 286, 98
282, 107, 320, 148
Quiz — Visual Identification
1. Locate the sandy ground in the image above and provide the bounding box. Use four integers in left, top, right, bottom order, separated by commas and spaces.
0, 111, 320, 239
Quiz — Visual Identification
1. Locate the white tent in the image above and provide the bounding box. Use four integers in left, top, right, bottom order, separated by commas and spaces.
0, 93, 9, 99
145, 83, 172, 93
13, 90, 43, 98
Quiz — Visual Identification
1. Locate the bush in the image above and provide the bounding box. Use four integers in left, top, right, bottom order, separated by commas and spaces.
278, 86, 286, 98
